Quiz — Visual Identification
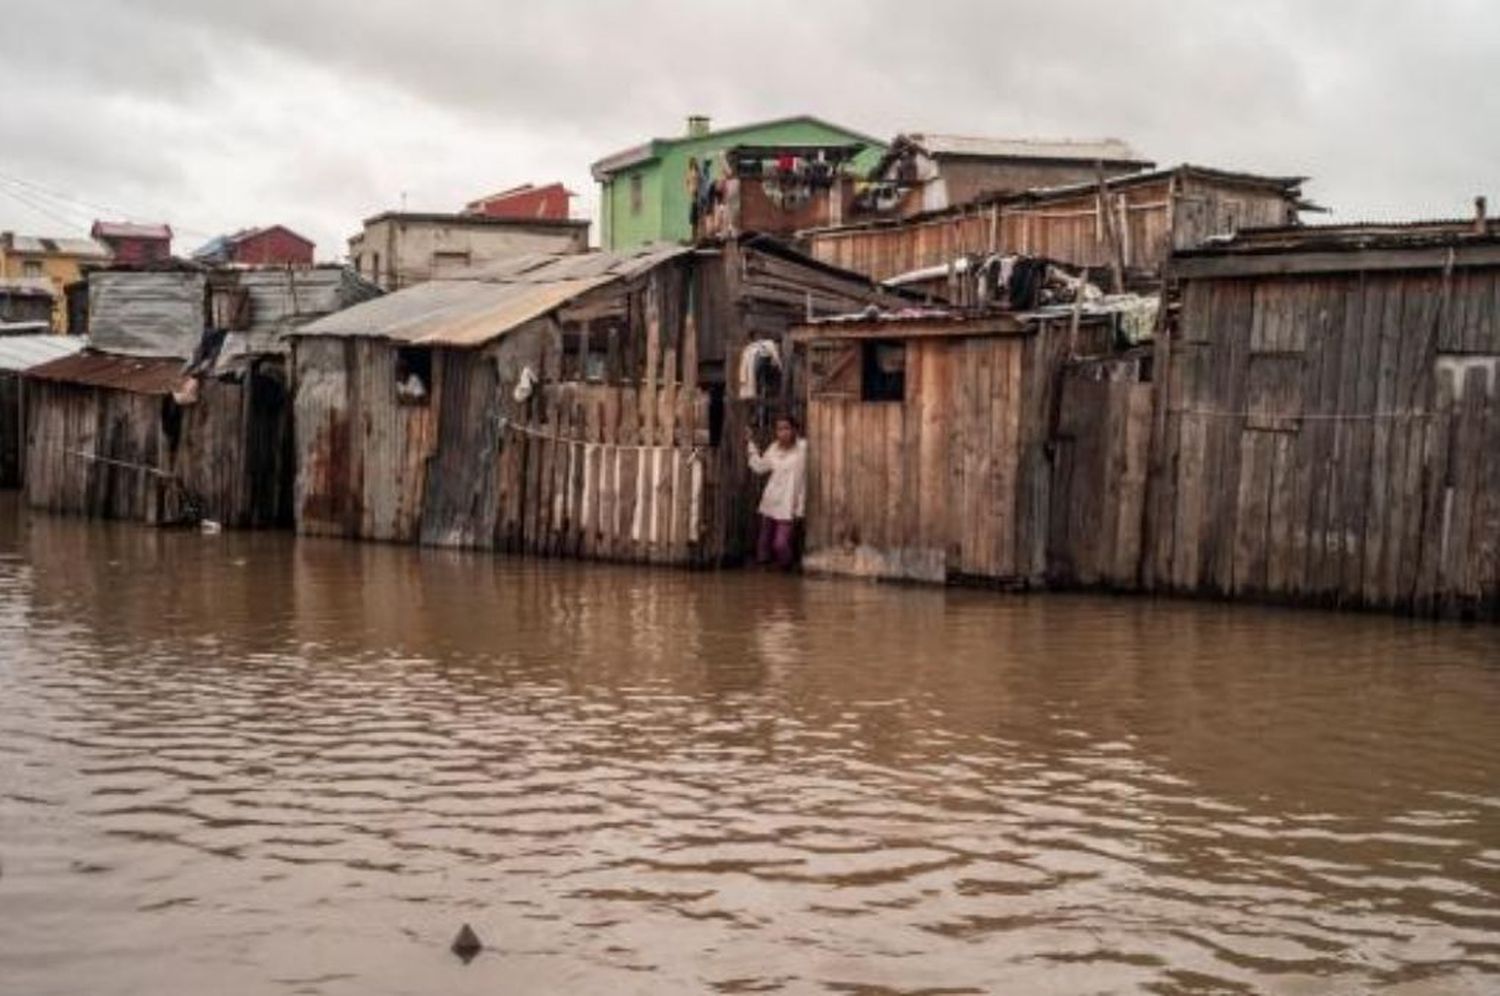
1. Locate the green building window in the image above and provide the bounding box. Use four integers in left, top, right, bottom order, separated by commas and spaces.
629, 174, 643, 217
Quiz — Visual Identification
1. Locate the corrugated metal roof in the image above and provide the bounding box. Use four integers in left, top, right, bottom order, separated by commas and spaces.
907, 134, 1146, 163
5, 235, 111, 258
88, 270, 205, 359
296, 244, 690, 347
24, 350, 185, 394
0, 334, 85, 372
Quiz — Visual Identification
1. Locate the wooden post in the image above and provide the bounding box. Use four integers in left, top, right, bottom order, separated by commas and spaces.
1096, 165, 1126, 293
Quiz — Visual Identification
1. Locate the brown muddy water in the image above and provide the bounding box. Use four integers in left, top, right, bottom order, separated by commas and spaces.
0, 495, 1497, 995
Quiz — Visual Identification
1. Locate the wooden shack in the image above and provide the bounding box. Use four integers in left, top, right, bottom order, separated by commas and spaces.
1145, 222, 1500, 619
0, 334, 84, 488
791, 305, 1144, 585
23, 350, 295, 526
289, 237, 903, 564
22, 264, 375, 527
799, 165, 1310, 287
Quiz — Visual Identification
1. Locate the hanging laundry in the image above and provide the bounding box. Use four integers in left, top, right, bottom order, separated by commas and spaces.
737, 339, 782, 400
1008, 258, 1049, 310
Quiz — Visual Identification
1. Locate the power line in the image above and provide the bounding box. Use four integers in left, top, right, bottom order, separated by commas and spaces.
0, 166, 220, 241
0, 180, 91, 234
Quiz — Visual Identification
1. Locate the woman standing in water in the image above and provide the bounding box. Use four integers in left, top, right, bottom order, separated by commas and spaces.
747, 414, 807, 569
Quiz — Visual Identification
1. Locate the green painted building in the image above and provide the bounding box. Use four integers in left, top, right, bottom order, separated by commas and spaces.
591, 115, 885, 250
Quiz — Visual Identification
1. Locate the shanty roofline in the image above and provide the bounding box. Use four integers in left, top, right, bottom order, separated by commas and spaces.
1172, 222, 1500, 279
589, 115, 886, 180
91, 259, 354, 274
2, 235, 111, 258
292, 244, 693, 348
885, 133, 1151, 167
358, 211, 590, 230
991, 164, 1307, 205
24, 350, 185, 395
798, 164, 1313, 239
0, 334, 85, 373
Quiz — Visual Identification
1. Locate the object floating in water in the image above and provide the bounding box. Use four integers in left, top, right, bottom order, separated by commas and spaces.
451, 923, 482, 962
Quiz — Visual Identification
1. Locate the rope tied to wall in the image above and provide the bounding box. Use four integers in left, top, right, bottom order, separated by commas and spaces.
495, 415, 710, 464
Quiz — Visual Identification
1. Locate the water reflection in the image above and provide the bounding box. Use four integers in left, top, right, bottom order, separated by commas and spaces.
1, 496, 1497, 995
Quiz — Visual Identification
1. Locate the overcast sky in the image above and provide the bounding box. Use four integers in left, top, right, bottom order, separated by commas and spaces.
2, 1, 1495, 260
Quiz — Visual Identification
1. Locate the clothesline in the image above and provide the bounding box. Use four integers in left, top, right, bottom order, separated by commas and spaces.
496, 416, 710, 461
63, 449, 175, 477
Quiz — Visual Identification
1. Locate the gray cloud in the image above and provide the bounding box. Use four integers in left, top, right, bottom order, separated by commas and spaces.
2, 1, 1496, 258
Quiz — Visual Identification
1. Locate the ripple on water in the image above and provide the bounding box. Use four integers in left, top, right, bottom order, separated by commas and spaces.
0, 509, 1498, 994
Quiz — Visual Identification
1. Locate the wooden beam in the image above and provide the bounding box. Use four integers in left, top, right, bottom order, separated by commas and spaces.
790, 317, 1028, 343
1171, 243, 1500, 280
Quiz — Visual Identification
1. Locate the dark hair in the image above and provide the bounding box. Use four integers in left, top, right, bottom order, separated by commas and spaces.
773, 412, 799, 432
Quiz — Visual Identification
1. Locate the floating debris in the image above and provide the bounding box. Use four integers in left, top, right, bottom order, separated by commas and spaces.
450, 923, 482, 963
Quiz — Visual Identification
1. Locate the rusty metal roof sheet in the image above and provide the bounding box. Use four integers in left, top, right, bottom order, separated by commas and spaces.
24, 350, 185, 394
0, 334, 85, 373
295, 244, 691, 348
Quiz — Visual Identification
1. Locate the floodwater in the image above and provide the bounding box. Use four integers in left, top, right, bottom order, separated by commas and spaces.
1, 497, 1498, 996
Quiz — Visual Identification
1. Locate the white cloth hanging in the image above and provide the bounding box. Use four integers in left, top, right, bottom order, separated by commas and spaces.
737, 339, 782, 400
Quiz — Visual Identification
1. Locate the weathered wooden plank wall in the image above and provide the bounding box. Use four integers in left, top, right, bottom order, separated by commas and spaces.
802, 177, 1298, 285
25, 382, 162, 522
1047, 370, 1154, 588
1145, 268, 1500, 618
24, 372, 291, 527
803, 332, 1052, 584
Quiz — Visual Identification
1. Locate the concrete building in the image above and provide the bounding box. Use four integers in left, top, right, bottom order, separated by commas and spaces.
347, 211, 589, 292
0, 231, 112, 331
590, 115, 885, 250
91, 221, 172, 264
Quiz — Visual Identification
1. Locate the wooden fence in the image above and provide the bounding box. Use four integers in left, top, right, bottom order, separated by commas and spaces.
496, 382, 715, 564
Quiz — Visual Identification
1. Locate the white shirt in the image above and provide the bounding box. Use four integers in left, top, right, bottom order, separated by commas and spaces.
748, 438, 807, 520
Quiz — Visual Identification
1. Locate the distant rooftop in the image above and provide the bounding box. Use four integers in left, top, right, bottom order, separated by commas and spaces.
1, 233, 111, 258
356, 210, 588, 231
900, 134, 1148, 164
591, 114, 884, 180
91, 220, 172, 241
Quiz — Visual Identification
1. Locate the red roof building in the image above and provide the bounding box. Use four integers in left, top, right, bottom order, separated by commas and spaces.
91, 221, 172, 264
464, 182, 575, 221
194, 225, 315, 266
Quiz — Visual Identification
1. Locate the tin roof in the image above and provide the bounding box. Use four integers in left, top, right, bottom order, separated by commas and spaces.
24, 350, 185, 394
994, 164, 1308, 205
0, 334, 85, 372
3, 235, 111, 259
903, 134, 1147, 164
295, 244, 691, 348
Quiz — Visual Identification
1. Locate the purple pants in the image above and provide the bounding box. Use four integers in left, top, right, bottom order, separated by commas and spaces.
756, 515, 796, 568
